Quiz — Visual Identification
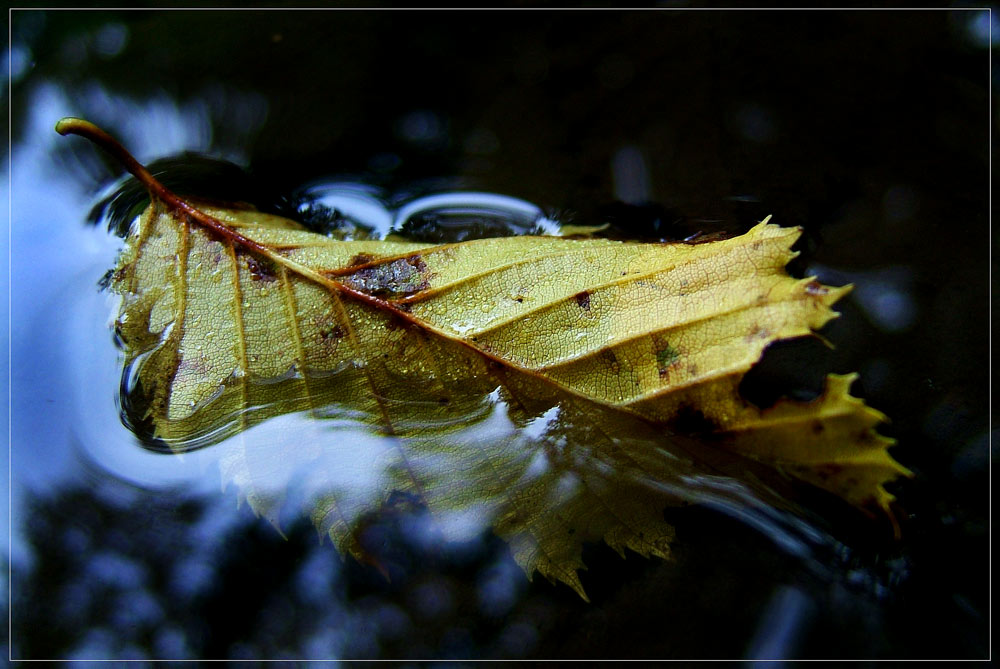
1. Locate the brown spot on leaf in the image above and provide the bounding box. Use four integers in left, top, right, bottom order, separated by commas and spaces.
320, 325, 345, 341
383, 312, 417, 333
243, 254, 277, 282
574, 291, 591, 310
652, 335, 680, 378
343, 255, 431, 298
601, 349, 620, 374
407, 254, 427, 272
745, 324, 771, 342
349, 253, 376, 267
805, 281, 828, 296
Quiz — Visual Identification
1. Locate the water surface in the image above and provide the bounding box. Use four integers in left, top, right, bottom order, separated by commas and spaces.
5, 9, 990, 660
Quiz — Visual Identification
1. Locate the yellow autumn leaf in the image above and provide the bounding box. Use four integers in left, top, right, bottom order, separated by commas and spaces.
59, 118, 911, 599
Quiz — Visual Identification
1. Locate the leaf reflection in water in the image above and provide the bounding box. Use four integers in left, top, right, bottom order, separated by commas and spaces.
181, 382, 786, 601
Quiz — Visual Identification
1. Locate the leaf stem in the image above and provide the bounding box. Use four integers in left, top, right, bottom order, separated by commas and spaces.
54, 119, 441, 330
55, 117, 273, 257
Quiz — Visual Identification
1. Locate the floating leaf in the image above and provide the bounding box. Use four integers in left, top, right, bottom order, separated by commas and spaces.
58, 118, 911, 599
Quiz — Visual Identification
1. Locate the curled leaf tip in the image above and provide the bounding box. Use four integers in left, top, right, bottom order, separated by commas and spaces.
54, 116, 152, 186
55, 116, 94, 136
55, 115, 272, 257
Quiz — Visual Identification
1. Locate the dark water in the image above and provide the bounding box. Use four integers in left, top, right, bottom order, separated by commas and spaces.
5, 9, 991, 660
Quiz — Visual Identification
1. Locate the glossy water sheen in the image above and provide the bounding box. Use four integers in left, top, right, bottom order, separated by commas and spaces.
103, 165, 842, 585
6, 9, 989, 661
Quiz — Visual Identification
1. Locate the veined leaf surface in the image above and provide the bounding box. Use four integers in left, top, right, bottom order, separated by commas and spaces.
61, 118, 911, 598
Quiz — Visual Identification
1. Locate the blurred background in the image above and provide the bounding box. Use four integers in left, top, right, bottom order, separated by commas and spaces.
3, 8, 992, 660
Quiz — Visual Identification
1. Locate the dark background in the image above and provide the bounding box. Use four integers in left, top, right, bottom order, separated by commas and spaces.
6, 8, 991, 660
